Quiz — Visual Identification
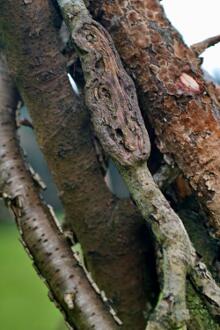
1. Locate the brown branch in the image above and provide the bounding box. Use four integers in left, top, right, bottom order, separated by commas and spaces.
58, 1, 220, 329
89, 0, 220, 238
0, 1, 150, 328
191, 35, 220, 56
0, 53, 119, 329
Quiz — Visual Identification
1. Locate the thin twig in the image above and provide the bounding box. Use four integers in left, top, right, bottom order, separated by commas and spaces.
191, 35, 220, 56
0, 53, 118, 330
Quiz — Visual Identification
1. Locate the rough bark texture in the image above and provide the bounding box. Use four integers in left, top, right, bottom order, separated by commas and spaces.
0, 1, 151, 329
0, 53, 118, 330
58, 1, 220, 329
89, 0, 220, 238
1, 0, 220, 329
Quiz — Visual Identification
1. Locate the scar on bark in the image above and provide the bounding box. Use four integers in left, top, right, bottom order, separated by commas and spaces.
58, 1, 220, 329
0, 53, 119, 330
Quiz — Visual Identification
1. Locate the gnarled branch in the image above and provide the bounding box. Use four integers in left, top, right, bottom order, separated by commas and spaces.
0, 1, 151, 328
89, 0, 220, 238
191, 35, 220, 56
58, 1, 220, 329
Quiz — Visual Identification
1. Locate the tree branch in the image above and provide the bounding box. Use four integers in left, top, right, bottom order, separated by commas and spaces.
57, 1, 220, 329
89, 0, 220, 238
0, 53, 118, 330
0, 1, 150, 328
191, 35, 220, 56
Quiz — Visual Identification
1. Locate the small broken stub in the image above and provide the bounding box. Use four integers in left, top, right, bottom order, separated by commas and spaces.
176, 73, 202, 95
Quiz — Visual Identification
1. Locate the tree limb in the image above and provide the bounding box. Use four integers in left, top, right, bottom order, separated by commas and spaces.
57, 1, 220, 328
89, 0, 220, 238
0, 53, 118, 330
0, 1, 151, 328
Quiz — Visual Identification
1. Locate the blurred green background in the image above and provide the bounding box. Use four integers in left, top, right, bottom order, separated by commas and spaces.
0, 221, 61, 330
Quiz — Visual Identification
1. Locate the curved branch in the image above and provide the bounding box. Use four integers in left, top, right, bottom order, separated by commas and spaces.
57, 1, 220, 329
0, 53, 118, 330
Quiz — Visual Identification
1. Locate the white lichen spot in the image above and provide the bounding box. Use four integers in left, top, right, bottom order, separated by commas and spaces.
64, 292, 75, 310
100, 290, 108, 302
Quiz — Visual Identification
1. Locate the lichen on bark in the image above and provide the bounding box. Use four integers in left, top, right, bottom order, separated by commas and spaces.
0, 0, 152, 328
58, 1, 220, 329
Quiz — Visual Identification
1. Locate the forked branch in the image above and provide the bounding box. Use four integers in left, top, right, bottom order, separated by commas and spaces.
57, 1, 220, 329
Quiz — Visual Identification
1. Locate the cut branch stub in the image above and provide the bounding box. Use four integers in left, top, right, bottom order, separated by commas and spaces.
59, 0, 150, 167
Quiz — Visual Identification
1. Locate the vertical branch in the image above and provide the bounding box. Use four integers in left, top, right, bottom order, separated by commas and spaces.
0, 1, 151, 328
57, 1, 220, 329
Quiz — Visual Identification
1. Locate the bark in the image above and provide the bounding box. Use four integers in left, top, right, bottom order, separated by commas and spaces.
0, 53, 118, 330
1, 0, 220, 329
0, 1, 151, 329
58, 1, 220, 329
191, 35, 220, 57
89, 0, 220, 238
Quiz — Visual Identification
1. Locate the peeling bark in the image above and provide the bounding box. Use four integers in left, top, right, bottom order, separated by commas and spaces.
58, 1, 220, 329
0, 1, 151, 328
89, 0, 220, 237
0, 53, 118, 330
